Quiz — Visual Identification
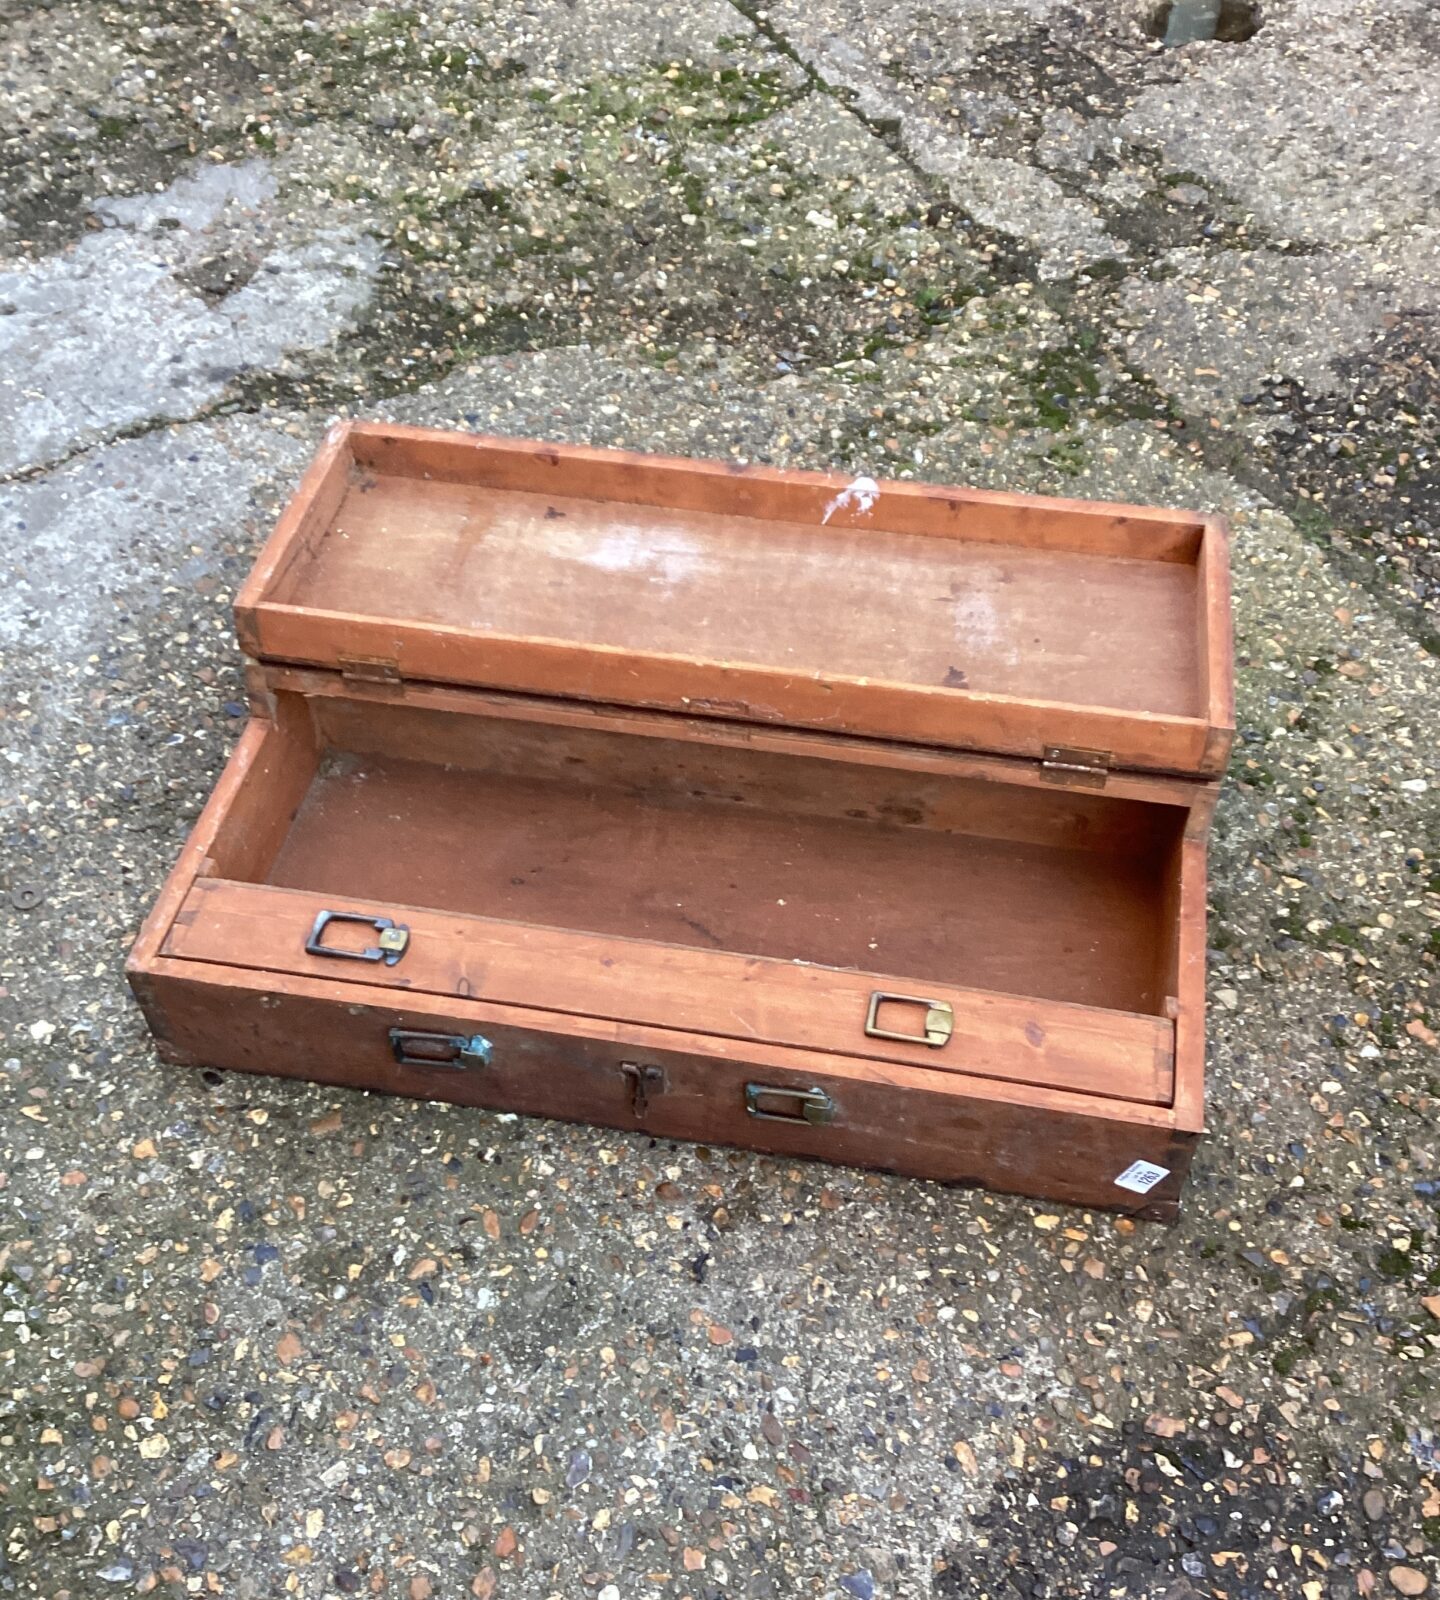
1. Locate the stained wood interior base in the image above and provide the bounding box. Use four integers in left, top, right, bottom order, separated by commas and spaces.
277, 470, 1201, 716
266, 751, 1161, 1012
238, 692, 1187, 1018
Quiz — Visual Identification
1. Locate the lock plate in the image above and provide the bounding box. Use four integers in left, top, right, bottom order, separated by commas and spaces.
620, 1061, 664, 1116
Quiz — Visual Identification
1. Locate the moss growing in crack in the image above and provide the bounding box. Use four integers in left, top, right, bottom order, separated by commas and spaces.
1044, 438, 1089, 477
1271, 1346, 1301, 1377
1375, 1247, 1411, 1280
1028, 346, 1100, 427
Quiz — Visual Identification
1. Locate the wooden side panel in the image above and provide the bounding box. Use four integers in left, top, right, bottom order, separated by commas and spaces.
1169, 832, 1209, 1135
247, 602, 1215, 775
125, 710, 318, 973
235, 424, 355, 655
163, 878, 1176, 1105
345, 422, 1207, 560
131, 958, 1198, 1217
302, 690, 1184, 856
1197, 517, 1236, 773
261, 665, 1215, 813
203, 697, 320, 883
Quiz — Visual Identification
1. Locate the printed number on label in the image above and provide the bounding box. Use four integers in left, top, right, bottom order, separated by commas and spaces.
1113, 1160, 1170, 1195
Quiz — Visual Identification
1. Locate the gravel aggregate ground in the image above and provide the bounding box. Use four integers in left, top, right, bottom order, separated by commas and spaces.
2, 0, 1439, 1595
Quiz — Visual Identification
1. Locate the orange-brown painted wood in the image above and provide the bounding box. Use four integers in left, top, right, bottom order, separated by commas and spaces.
129, 689, 1210, 1215
252, 663, 1213, 815
235, 422, 1235, 777
166, 695, 1196, 1024
132, 960, 1200, 1219
131, 424, 1231, 1216
164, 878, 1176, 1105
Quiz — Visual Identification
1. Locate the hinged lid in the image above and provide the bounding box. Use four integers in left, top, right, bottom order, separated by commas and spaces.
236, 422, 1234, 778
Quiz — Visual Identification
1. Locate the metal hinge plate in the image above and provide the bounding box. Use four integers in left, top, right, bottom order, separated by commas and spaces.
338, 654, 403, 686
1039, 746, 1111, 789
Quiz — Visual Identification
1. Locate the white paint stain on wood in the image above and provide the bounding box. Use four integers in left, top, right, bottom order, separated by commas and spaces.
821, 475, 880, 524
948, 572, 1020, 667
537, 520, 710, 586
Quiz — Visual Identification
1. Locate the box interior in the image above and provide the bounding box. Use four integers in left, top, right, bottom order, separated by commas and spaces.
265, 447, 1204, 719
200, 691, 1189, 1020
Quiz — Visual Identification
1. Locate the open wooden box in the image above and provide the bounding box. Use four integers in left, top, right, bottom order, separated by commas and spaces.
128, 424, 1233, 1218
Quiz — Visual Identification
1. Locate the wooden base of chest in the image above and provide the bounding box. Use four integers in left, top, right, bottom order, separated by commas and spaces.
128, 675, 1211, 1219
132, 967, 1197, 1221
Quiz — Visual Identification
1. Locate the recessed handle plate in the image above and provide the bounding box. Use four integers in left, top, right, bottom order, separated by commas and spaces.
389, 1028, 492, 1069
745, 1083, 836, 1126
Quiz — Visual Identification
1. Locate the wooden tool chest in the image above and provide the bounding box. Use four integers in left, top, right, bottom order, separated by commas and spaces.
127, 423, 1233, 1218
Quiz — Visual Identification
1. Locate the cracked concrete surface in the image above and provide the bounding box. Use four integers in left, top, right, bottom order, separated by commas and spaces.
0, 164, 378, 475
2, 0, 1439, 1596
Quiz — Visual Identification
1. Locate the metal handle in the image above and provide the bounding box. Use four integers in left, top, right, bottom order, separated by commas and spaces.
306, 909, 409, 966
389, 1029, 492, 1069
745, 1083, 836, 1126
865, 990, 953, 1047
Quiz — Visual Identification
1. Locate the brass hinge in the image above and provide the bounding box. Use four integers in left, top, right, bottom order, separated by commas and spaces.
1040, 746, 1111, 789
338, 654, 403, 686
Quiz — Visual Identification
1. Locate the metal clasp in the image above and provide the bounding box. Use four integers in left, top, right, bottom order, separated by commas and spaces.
865, 991, 954, 1047
389, 1029, 492, 1069
744, 1083, 836, 1126
305, 909, 410, 965
620, 1062, 664, 1116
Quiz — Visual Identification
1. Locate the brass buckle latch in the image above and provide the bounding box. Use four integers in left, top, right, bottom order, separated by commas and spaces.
865, 991, 954, 1047
305, 909, 410, 966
